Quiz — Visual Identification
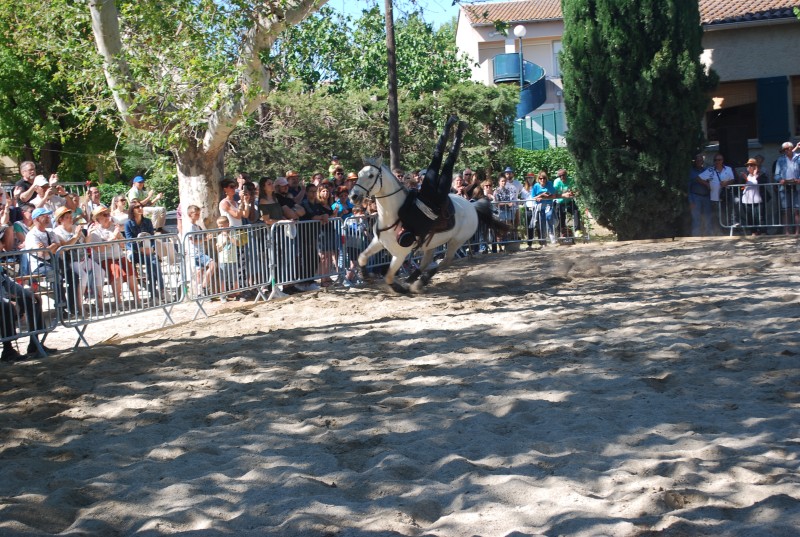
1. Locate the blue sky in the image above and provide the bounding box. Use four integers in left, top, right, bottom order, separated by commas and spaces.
328, 0, 461, 29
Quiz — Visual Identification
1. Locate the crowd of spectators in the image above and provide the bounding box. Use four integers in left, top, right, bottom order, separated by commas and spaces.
0, 158, 584, 361
688, 141, 800, 237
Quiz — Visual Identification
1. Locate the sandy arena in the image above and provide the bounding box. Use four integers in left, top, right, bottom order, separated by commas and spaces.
1, 237, 799, 536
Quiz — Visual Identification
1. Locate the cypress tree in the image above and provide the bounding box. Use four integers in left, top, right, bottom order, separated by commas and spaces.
561, 0, 717, 239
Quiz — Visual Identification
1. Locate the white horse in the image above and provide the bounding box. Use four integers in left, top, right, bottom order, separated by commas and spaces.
350, 159, 508, 293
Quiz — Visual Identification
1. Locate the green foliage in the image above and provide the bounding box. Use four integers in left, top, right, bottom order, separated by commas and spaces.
0, 1, 116, 175
226, 82, 517, 179
561, 0, 717, 240
273, 5, 473, 97
97, 182, 128, 208
513, 147, 576, 179
89, 141, 180, 210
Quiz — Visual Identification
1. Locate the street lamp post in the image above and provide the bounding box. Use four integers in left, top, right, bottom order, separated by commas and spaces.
513, 25, 527, 89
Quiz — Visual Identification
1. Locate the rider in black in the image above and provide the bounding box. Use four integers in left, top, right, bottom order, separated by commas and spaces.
398, 115, 467, 247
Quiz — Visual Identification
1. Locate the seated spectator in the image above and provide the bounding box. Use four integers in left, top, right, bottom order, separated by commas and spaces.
31, 175, 66, 220
85, 186, 107, 223
125, 201, 165, 302
0, 266, 57, 361
0, 201, 13, 252
52, 206, 104, 312
88, 206, 139, 308
24, 207, 75, 313
126, 175, 166, 230
12, 203, 34, 254
111, 195, 129, 227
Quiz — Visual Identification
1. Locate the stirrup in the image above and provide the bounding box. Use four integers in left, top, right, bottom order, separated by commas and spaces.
397, 229, 416, 248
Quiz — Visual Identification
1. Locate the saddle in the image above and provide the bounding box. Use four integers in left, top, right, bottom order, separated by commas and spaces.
396, 192, 456, 248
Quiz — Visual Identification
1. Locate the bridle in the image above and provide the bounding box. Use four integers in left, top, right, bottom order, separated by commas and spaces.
353, 165, 405, 200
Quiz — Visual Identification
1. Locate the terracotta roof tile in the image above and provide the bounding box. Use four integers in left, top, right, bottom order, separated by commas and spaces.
699, 1, 798, 25
462, 0, 800, 26
463, 0, 561, 25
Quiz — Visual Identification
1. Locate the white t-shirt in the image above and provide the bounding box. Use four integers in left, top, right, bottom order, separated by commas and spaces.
700, 165, 734, 202
24, 227, 58, 272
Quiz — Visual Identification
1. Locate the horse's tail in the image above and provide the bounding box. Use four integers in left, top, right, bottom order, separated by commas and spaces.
474, 198, 512, 235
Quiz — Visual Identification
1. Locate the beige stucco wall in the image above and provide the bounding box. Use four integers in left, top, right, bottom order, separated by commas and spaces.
456, 10, 564, 85
701, 21, 800, 82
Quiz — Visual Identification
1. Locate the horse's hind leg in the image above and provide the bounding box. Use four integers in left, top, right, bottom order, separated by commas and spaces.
410, 249, 438, 293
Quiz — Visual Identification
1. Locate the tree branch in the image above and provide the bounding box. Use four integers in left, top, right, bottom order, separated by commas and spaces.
88, 0, 143, 129
203, 0, 329, 155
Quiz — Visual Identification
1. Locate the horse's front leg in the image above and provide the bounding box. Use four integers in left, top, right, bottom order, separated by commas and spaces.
357, 236, 384, 280
386, 255, 411, 294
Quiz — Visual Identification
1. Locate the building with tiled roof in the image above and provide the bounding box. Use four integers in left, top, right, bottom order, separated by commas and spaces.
456, 0, 800, 164
460, 0, 799, 27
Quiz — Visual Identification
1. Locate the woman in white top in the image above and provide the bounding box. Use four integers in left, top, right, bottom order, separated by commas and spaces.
111, 195, 130, 227
219, 179, 244, 226
740, 158, 766, 235
52, 206, 104, 311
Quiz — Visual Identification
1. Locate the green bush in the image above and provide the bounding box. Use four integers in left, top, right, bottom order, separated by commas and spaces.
97, 182, 129, 208
513, 147, 576, 179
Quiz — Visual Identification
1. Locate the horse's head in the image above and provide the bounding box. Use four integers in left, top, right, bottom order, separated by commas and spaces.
350, 163, 382, 205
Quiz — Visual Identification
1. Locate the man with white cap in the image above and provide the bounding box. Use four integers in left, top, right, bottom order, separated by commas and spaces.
775, 141, 800, 234
30, 175, 66, 220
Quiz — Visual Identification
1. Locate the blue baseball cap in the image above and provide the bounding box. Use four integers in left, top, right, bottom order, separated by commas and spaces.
504, 166, 514, 173
133, 176, 145, 183
32, 208, 53, 219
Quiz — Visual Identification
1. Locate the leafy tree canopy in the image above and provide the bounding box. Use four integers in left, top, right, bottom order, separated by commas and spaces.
227, 81, 517, 179
272, 4, 473, 97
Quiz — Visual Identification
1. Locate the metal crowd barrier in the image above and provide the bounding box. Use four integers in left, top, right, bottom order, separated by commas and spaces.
54, 234, 184, 346
342, 214, 391, 276
269, 218, 347, 294
0, 203, 594, 355
463, 199, 589, 253
0, 248, 61, 356
182, 223, 273, 317
719, 182, 796, 236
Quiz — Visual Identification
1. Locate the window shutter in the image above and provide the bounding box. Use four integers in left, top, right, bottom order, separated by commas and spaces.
757, 76, 789, 143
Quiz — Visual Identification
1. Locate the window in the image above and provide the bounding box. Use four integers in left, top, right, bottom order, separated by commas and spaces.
552, 41, 562, 78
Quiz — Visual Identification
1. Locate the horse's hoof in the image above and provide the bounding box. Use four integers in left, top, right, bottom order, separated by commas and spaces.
410, 279, 427, 294
390, 282, 410, 294
406, 269, 422, 284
